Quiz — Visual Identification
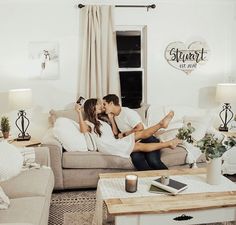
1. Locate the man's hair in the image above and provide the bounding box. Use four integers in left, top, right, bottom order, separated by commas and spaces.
103, 94, 120, 106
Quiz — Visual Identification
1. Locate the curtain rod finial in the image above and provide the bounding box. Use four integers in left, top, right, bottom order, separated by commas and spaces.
78, 4, 85, 8
150, 4, 156, 9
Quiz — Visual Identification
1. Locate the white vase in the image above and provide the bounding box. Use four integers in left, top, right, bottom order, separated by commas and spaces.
206, 157, 222, 185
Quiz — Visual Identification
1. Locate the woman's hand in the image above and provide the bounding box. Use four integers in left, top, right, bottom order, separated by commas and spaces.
75, 103, 82, 112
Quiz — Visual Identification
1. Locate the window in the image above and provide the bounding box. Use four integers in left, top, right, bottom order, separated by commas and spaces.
116, 26, 147, 109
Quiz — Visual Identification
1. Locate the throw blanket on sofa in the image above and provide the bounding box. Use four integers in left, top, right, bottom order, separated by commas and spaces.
20, 147, 40, 169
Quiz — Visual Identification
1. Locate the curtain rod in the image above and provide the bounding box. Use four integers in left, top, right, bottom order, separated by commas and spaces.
78, 4, 156, 10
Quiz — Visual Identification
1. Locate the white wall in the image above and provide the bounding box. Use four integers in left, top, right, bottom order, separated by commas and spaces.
0, 0, 235, 138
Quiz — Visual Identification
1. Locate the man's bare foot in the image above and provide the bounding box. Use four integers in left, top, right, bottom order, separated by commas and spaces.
168, 138, 182, 149
160, 111, 174, 129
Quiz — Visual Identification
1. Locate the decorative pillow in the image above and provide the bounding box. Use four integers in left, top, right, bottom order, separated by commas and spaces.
0, 142, 24, 182
158, 128, 179, 142
53, 117, 88, 152
164, 105, 206, 123
49, 108, 86, 127
0, 186, 10, 209
84, 133, 97, 151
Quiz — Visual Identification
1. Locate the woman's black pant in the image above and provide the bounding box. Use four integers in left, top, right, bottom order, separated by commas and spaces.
130, 136, 168, 170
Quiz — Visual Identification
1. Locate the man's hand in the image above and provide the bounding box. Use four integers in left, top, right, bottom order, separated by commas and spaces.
107, 113, 114, 120
118, 132, 127, 139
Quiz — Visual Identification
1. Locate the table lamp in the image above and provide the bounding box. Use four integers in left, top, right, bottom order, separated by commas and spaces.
8, 88, 32, 141
215, 83, 236, 132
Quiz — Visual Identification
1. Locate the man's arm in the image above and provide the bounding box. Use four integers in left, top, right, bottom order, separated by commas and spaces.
108, 113, 119, 136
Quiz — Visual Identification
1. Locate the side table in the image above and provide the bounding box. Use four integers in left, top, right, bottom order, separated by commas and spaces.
8, 138, 41, 148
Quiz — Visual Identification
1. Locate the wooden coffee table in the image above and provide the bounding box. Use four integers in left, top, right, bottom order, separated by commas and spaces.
98, 168, 236, 225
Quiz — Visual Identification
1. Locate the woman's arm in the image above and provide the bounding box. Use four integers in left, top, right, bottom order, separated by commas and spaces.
75, 103, 90, 133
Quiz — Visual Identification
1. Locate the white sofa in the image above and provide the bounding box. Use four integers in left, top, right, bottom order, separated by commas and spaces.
41, 105, 210, 190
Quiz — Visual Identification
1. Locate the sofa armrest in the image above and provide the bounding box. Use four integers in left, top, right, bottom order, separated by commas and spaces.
34, 147, 51, 167
41, 143, 64, 190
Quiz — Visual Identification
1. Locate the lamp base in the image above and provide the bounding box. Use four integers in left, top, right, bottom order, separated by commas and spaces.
219, 126, 228, 132
16, 135, 31, 141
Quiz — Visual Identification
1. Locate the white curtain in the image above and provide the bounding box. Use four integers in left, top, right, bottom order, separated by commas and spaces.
79, 5, 120, 99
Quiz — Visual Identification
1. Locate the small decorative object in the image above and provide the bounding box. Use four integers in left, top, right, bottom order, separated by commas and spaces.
9, 89, 32, 141
215, 83, 236, 132
160, 175, 170, 185
177, 125, 236, 185
125, 174, 138, 193
165, 41, 210, 75
0, 116, 10, 139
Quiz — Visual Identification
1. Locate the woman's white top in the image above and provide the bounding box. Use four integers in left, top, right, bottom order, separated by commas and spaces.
86, 120, 135, 158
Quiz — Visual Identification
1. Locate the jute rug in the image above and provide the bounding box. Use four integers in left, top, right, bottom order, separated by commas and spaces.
49, 184, 236, 225
49, 190, 101, 225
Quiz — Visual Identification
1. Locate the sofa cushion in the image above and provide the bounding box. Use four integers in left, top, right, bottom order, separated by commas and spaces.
160, 146, 205, 167
0, 196, 46, 224
62, 151, 134, 169
160, 146, 187, 167
0, 168, 54, 199
49, 108, 78, 127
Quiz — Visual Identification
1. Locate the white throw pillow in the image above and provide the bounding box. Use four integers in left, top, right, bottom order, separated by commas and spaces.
0, 185, 10, 209
158, 128, 179, 142
53, 117, 88, 152
0, 142, 24, 182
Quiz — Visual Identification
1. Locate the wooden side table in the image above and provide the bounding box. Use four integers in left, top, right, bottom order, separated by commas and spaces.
221, 131, 236, 137
8, 138, 41, 148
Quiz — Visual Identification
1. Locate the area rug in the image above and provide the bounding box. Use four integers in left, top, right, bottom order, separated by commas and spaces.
49, 187, 236, 225
49, 190, 99, 225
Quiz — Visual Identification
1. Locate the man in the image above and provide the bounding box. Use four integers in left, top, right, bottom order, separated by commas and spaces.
103, 94, 168, 170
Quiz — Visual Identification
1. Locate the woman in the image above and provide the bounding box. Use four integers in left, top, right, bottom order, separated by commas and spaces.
76, 98, 181, 158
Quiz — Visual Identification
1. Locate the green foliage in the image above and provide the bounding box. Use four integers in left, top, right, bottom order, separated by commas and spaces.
0, 116, 10, 132
176, 123, 195, 143
176, 123, 236, 160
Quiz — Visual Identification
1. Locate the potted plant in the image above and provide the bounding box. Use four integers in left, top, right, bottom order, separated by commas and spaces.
176, 123, 236, 184
0, 116, 10, 139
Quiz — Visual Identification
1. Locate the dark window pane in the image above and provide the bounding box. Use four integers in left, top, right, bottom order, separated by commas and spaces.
116, 33, 141, 68
117, 35, 140, 51
119, 71, 142, 109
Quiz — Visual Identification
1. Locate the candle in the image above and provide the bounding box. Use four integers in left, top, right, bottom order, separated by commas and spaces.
125, 174, 138, 193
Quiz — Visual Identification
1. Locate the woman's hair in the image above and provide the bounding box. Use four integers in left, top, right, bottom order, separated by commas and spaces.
83, 98, 102, 136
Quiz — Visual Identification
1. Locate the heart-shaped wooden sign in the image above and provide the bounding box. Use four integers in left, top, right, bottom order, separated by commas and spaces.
165, 41, 210, 75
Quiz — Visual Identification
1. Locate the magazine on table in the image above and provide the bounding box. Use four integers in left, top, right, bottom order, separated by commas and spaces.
151, 177, 188, 195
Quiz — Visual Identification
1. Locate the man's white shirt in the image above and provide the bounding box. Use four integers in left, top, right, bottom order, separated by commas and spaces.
114, 107, 143, 132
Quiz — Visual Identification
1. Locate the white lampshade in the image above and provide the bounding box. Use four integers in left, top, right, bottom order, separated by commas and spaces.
8, 88, 32, 110
215, 83, 236, 103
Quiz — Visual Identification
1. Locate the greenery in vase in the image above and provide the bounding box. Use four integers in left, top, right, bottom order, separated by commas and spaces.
196, 134, 236, 160
176, 123, 195, 143
0, 116, 10, 133
176, 123, 236, 160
